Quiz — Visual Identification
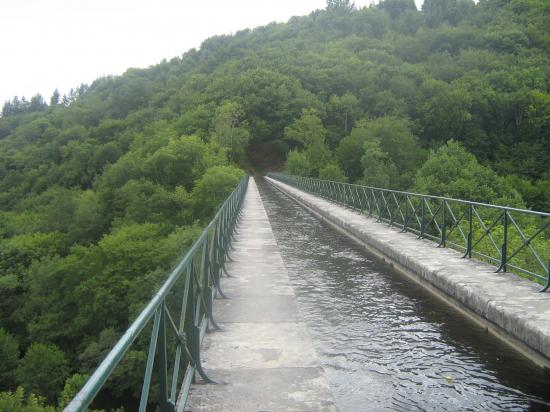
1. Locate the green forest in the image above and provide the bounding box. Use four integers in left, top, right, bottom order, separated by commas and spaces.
1, 0, 549, 409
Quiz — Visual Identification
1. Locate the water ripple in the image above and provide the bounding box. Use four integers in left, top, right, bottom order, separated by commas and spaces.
258, 179, 550, 412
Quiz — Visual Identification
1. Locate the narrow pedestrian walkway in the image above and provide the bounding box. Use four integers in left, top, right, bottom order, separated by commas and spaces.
186, 177, 336, 411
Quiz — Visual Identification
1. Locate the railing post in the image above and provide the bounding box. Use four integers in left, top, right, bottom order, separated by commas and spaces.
184, 268, 214, 384
497, 211, 508, 272
402, 195, 409, 232
419, 198, 425, 239
158, 306, 174, 412
139, 307, 162, 412
201, 241, 218, 330
345, 184, 349, 206
388, 194, 393, 227
355, 186, 362, 210
374, 191, 381, 222
438, 199, 446, 248
213, 221, 227, 298
463, 204, 473, 258
540, 259, 550, 292
369, 189, 373, 217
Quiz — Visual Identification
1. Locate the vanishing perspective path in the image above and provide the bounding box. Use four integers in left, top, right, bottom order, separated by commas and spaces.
186, 178, 337, 411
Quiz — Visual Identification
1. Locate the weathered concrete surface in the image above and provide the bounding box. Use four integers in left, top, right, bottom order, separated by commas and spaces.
186, 178, 337, 411
266, 177, 550, 369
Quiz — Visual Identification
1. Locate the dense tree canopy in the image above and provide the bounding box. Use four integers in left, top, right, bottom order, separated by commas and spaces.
414, 140, 523, 205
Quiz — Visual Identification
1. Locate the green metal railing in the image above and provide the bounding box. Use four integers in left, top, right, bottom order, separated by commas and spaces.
268, 173, 550, 292
65, 176, 249, 412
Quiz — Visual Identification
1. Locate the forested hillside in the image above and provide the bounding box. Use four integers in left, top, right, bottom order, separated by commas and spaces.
1, 0, 549, 409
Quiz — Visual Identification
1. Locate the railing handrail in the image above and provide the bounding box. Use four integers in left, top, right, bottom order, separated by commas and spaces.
65, 175, 249, 412
269, 173, 549, 218
268, 173, 550, 292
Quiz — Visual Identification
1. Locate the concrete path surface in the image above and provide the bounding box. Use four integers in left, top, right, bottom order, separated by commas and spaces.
186, 178, 337, 411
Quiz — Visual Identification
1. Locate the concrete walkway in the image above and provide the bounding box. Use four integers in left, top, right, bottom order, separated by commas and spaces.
186, 178, 336, 411
266, 177, 550, 370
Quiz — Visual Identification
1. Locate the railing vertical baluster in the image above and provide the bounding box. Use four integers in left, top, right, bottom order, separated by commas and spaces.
371, 190, 375, 216
541, 260, 550, 292
158, 305, 173, 412
438, 199, 446, 248
171, 265, 192, 403
368, 188, 372, 217
497, 211, 509, 272
419, 198, 425, 239
388, 193, 393, 227
402, 195, 409, 232
344, 184, 348, 205
139, 307, 162, 412
462, 204, 473, 258
468, 205, 473, 258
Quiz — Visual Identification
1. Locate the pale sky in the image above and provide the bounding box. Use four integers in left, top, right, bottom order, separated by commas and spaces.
0, 0, 422, 105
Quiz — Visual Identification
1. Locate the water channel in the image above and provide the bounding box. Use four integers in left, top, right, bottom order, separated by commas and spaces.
257, 178, 550, 411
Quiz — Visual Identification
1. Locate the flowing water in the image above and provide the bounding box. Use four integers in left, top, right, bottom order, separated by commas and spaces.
257, 178, 550, 412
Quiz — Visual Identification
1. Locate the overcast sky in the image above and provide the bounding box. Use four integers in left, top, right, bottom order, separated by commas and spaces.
0, 0, 422, 105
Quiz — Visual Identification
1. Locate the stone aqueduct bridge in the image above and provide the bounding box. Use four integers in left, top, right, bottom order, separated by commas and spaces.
67, 175, 550, 411
186, 176, 550, 411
